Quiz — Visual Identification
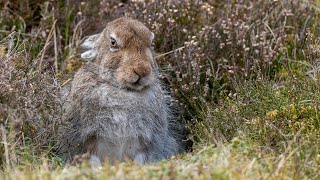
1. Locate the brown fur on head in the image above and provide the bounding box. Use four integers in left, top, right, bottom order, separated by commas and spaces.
86, 17, 156, 91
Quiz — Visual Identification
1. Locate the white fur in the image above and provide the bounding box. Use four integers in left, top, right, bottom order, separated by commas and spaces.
81, 50, 97, 61
89, 155, 102, 168
134, 153, 146, 165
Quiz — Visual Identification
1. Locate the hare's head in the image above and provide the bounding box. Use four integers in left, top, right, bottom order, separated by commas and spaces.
82, 17, 156, 91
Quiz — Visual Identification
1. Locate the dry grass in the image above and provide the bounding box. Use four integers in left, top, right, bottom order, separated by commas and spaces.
2, 140, 319, 179
0, 32, 62, 168
1, 0, 320, 179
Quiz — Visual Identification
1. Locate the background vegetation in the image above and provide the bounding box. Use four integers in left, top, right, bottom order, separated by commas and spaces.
1, 0, 320, 179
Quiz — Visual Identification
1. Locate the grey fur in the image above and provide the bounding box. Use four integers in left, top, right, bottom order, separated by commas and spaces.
57, 18, 181, 165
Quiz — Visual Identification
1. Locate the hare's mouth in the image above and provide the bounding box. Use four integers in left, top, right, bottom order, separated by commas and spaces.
116, 71, 156, 91
124, 77, 154, 91
125, 82, 150, 91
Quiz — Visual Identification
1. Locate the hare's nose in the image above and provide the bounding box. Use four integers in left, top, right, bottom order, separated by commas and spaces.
133, 64, 151, 83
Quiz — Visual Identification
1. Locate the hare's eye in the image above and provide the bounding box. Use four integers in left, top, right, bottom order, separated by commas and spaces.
111, 38, 117, 47
110, 37, 119, 52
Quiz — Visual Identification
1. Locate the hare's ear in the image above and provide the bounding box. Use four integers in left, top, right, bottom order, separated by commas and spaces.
81, 33, 100, 50
80, 33, 100, 61
81, 50, 97, 62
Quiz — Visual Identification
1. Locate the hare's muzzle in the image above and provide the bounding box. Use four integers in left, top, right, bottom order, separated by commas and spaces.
123, 62, 153, 91
114, 53, 154, 91
133, 62, 151, 83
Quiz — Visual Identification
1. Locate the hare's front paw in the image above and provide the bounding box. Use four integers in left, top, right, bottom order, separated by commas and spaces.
89, 155, 102, 168
134, 153, 146, 165
70, 153, 102, 168
70, 152, 90, 165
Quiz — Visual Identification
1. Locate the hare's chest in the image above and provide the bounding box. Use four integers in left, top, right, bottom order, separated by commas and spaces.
105, 110, 152, 139
94, 136, 146, 164
91, 85, 160, 138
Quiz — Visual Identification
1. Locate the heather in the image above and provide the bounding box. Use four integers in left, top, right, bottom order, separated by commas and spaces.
1, 0, 320, 179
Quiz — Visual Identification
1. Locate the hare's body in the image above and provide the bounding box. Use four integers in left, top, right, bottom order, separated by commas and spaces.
58, 18, 179, 165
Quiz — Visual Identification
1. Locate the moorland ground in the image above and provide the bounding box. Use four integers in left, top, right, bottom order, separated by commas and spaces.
1, 0, 320, 179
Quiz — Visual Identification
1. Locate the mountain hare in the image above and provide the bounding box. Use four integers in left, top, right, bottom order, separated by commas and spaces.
58, 17, 180, 165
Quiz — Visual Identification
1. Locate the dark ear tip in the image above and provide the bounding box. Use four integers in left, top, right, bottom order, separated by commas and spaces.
80, 33, 101, 51
80, 44, 92, 52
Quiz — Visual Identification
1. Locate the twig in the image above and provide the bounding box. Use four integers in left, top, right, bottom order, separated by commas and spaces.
72, 19, 85, 48
38, 20, 57, 71
53, 26, 58, 74
155, 46, 185, 59
262, 21, 276, 41
1, 125, 10, 166
0, 30, 38, 38
61, 78, 72, 87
